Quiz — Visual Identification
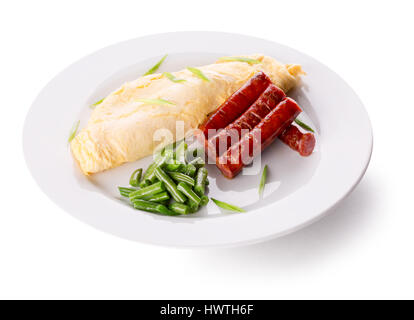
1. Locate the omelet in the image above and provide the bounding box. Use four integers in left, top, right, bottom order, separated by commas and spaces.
71, 54, 304, 174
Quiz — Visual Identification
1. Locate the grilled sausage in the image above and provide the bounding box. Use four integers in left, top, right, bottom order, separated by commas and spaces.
216, 98, 302, 178
209, 84, 286, 156
200, 71, 272, 138
279, 124, 316, 157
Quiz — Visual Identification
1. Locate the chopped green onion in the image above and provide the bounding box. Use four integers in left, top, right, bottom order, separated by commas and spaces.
259, 165, 268, 196
211, 198, 246, 213
144, 54, 167, 75
294, 119, 315, 133
218, 56, 261, 64
90, 98, 104, 109
136, 98, 175, 106
68, 120, 80, 143
129, 168, 143, 187
163, 72, 186, 83
186, 67, 210, 82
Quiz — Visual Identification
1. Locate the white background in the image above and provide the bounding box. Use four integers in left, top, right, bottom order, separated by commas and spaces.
0, 0, 413, 300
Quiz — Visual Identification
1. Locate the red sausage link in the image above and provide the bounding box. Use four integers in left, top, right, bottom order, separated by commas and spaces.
216, 98, 302, 179
200, 71, 272, 138
279, 124, 316, 157
209, 84, 286, 156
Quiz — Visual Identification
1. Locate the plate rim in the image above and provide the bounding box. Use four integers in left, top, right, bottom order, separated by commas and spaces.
23, 31, 373, 247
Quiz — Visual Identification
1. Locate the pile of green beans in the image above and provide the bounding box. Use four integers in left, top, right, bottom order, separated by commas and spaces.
117, 141, 210, 216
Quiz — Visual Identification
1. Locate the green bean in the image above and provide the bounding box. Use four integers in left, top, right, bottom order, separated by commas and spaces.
157, 205, 179, 216
167, 171, 195, 186
180, 164, 197, 177
185, 148, 204, 163
192, 148, 204, 158
140, 161, 157, 187
161, 139, 183, 155
194, 167, 208, 196
177, 182, 201, 205
157, 143, 169, 157
129, 181, 166, 200
187, 195, 208, 213
169, 203, 190, 215
187, 199, 199, 213
140, 152, 171, 186
163, 148, 174, 159
140, 180, 151, 188
132, 199, 178, 216
163, 160, 183, 172
188, 157, 205, 168
132, 199, 162, 213
154, 167, 187, 203
205, 178, 210, 186
200, 195, 209, 206
186, 164, 197, 177
147, 174, 159, 184
158, 149, 174, 167
129, 168, 143, 187
141, 191, 170, 203
118, 187, 136, 198
174, 141, 188, 163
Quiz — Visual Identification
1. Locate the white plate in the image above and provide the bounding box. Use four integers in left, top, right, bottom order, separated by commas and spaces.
23, 32, 372, 247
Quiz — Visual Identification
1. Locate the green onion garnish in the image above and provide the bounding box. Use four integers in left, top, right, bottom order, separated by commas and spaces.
90, 98, 104, 109
211, 198, 246, 213
136, 98, 175, 106
294, 119, 315, 133
129, 168, 143, 187
144, 54, 167, 76
187, 67, 210, 82
218, 56, 261, 64
259, 165, 268, 196
163, 72, 186, 83
68, 120, 80, 143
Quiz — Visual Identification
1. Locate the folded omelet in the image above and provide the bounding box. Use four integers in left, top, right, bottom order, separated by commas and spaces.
71, 54, 304, 174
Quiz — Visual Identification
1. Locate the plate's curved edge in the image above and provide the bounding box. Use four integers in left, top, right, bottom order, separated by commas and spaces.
22, 31, 374, 247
